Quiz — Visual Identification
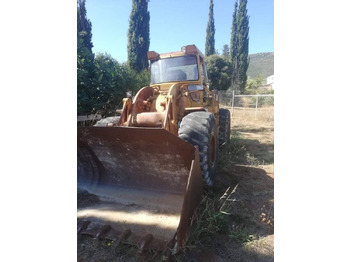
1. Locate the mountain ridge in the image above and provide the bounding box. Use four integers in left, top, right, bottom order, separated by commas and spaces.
247, 52, 274, 79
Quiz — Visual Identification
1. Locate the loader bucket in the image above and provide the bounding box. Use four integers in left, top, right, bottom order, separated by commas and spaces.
77, 126, 202, 253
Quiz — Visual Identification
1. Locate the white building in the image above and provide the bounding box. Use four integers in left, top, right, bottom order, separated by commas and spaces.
266, 75, 274, 90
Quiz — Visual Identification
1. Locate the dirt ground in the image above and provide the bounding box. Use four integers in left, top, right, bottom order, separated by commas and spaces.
77, 106, 274, 262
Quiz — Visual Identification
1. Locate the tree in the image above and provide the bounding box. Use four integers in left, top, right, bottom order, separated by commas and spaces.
93, 53, 150, 116
205, 0, 215, 56
93, 53, 118, 114
77, 0, 96, 114
77, 0, 93, 51
230, 1, 239, 90
127, 0, 150, 72
245, 74, 264, 90
206, 54, 233, 90
222, 44, 230, 60
237, 0, 250, 91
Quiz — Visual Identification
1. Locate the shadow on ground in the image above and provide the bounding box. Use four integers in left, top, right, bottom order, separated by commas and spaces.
216, 165, 274, 236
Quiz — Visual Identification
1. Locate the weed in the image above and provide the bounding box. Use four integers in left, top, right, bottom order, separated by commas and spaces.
185, 195, 228, 249
218, 138, 247, 169
229, 226, 257, 244
245, 152, 260, 166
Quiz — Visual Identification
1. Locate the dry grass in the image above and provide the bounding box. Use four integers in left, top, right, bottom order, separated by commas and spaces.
222, 106, 274, 131
228, 106, 274, 166
218, 105, 274, 261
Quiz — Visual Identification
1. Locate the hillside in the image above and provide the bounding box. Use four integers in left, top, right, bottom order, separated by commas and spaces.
247, 52, 274, 79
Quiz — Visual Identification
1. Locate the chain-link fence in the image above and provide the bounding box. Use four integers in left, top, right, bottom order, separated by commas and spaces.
218, 90, 274, 109
218, 90, 274, 125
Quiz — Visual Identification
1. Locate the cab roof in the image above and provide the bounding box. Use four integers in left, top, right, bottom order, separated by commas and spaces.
147, 45, 205, 61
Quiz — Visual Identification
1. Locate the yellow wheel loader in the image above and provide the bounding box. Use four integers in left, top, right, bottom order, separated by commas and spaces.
77, 45, 231, 254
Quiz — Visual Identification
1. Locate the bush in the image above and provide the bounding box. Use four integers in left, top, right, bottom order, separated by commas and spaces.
78, 52, 150, 117
206, 54, 233, 90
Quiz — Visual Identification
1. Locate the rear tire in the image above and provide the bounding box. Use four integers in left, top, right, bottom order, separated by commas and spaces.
218, 108, 231, 147
178, 112, 218, 186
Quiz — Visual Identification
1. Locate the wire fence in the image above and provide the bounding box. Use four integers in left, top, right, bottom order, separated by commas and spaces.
218, 90, 274, 108
218, 90, 274, 119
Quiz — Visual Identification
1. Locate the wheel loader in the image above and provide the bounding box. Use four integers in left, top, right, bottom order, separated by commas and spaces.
77, 44, 231, 255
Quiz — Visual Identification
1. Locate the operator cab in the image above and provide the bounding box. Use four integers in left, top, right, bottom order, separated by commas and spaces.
150, 55, 199, 84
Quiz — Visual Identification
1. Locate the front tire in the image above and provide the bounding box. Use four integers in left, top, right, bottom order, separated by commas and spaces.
178, 112, 218, 186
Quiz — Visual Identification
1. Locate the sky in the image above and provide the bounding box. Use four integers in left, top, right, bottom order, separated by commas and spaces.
85, 0, 274, 62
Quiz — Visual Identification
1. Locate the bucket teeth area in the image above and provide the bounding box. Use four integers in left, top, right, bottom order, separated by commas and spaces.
138, 234, 154, 252
77, 219, 176, 251
95, 225, 112, 239
116, 229, 131, 246
77, 220, 91, 234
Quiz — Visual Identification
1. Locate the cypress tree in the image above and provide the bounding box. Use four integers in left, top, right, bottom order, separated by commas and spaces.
77, 0, 93, 51
205, 0, 215, 56
77, 0, 96, 114
222, 44, 230, 60
237, 0, 250, 91
127, 0, 150, 72
230, 1, 239, 90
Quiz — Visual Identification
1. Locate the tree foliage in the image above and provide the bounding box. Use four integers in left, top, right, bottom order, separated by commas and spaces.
77, 0, 93, 51
245, 74, 264, 90
205, 0, 215, 56
77, 0, 96, 114
127, 0, 150, 72
77, 0, 150, 116
245, 74, 273, 95
94, 53, 149, 116
236, 0, 250, 91
222, 44, 230, 60
230, 1, 239, 90
230, 0, 249, 92
206, 54, 233, 90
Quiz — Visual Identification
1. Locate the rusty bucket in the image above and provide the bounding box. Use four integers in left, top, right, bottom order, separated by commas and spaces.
77, 126, 202, 253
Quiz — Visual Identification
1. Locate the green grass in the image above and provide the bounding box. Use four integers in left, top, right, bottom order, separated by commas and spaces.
229, 226, 257, 244
218, 134, 247, 168
184, 195, 228, 249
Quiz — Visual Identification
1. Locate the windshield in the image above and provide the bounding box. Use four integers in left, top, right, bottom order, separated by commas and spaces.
150, 55, 199, 84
